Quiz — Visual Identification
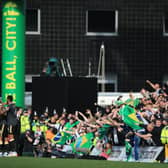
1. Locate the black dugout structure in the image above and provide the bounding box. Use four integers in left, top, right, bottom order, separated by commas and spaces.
32, 77, 97, 115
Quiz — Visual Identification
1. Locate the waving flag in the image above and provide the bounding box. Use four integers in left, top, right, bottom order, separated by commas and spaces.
119, 105, 142, 130
71, 132, 94, 153
52, 131, 72, 145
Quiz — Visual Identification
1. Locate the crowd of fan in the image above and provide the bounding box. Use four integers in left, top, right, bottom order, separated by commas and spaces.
0, 80, 168, 162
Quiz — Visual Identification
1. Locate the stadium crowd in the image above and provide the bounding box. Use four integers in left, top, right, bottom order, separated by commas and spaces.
0, 80, 168, 163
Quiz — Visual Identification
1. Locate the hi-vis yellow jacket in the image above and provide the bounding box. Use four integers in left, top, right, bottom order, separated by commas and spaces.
161, 125, 168, 144
20, 115, 30, 133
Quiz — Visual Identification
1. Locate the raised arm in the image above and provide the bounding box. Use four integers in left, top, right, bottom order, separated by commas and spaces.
146, 80, 156, 90
135, 132, 152, 140
83, 122, 98, 128
78, 111, 89, 122
86, 109, 94, 119
75, 111, 84, 123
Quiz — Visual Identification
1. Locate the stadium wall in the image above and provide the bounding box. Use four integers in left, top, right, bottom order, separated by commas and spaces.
0, 0, 168, 92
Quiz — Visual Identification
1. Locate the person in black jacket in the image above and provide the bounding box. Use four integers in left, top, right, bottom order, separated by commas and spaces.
5, 95, 18, 156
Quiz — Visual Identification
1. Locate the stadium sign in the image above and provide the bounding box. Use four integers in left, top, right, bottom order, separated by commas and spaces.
2, 0, 25, 107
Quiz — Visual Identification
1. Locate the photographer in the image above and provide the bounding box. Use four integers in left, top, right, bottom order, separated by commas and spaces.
24, 130, 34, 156
30, 125, 45, 157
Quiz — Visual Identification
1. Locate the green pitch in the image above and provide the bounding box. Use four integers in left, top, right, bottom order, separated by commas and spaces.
0, 157, 167, 168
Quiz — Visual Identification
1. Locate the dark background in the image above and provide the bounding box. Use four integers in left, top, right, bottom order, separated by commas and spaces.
32, 77, 97, 115
0, 0, 168, 92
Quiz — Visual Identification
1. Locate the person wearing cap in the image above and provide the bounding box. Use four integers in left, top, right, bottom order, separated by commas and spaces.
39, 115, 48, 135
43, 111, 49, 121
32, 112, 40, 133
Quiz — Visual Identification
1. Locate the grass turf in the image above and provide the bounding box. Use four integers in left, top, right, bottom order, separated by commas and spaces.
0, 157, 167, 168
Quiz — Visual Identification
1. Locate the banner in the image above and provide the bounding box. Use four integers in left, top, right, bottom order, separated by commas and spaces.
2, 0, 25, 107
107, 146, 163, 162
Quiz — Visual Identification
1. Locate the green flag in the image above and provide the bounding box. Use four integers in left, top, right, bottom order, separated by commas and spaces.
119, 105, 142, 130
72, 132, 94, 153
52, 131, 72, 145
64, 121, 79, 131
